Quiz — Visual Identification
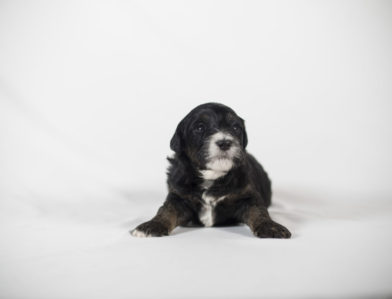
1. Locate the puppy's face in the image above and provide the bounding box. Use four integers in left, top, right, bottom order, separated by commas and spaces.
170, 103, 248, 177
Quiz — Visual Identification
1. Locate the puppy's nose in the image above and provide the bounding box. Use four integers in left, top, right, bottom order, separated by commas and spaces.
216, 139, 232, 151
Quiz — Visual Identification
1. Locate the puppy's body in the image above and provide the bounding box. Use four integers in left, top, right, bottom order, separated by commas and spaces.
167, 152, 271, 228
131, 103, 291, 238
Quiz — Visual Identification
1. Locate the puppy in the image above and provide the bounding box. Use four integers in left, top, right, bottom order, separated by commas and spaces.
131, 103, 291, 238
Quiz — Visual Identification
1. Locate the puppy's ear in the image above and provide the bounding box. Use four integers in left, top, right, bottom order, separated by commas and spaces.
241, 118, 248, 149
170, 121, 184, 153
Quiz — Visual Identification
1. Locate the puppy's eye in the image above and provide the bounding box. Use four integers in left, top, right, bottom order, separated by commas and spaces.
233, 124, 241, 132
194, 123, 205, 133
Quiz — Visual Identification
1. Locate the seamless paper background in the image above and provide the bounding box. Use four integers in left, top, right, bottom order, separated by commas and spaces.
1, 1, 392, 298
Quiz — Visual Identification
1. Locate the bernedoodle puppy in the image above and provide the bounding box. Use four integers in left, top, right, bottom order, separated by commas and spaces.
131, 103, 291, 238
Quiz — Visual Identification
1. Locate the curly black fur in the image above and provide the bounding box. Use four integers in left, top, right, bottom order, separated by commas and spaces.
131, 103, 291, 238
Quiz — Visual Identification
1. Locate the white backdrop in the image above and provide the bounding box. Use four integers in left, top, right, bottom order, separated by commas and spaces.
1, 1, 392, 298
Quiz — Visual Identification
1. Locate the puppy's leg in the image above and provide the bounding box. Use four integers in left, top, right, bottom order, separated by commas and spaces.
131, 193, 190, 237
242, 204, 291, 239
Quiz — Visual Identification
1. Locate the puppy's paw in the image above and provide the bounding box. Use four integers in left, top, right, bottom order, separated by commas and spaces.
253, 221, 291, 239
130, 220, 169, 237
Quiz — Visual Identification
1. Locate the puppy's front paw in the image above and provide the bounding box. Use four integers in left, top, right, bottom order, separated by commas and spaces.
130, 220, 169, 237
253, 221, 291, 239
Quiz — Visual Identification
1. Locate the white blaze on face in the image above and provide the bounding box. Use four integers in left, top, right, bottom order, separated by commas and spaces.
199, 131, 240, 180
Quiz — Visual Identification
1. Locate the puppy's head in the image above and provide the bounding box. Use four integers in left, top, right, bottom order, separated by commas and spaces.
170, 103, 248, 179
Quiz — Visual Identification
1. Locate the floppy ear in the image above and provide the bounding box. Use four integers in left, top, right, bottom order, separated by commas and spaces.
170, 121, 184, 153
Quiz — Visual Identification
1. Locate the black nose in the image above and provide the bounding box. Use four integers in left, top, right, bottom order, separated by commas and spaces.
216, 139, 232, 151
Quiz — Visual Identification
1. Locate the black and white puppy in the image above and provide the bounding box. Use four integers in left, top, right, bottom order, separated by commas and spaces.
131, 103, 291, 238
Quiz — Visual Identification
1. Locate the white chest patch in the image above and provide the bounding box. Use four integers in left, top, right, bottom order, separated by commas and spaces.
200, 168, 229, 180
199, 192, 225, 227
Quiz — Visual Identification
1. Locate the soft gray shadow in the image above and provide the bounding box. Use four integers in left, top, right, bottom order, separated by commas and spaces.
218, 224, 254, 238
171, 226, 202, 236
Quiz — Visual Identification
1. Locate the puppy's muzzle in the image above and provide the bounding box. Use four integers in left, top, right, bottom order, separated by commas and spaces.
216, 139, 232, 151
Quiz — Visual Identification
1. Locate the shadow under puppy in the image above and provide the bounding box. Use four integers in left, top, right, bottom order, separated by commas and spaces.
131, 103, 291, 238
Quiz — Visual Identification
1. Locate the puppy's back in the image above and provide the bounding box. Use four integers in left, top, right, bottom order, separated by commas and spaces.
246, 153, 272, 207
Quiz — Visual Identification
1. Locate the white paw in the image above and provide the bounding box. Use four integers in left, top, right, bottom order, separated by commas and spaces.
130, 229, 150, 238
